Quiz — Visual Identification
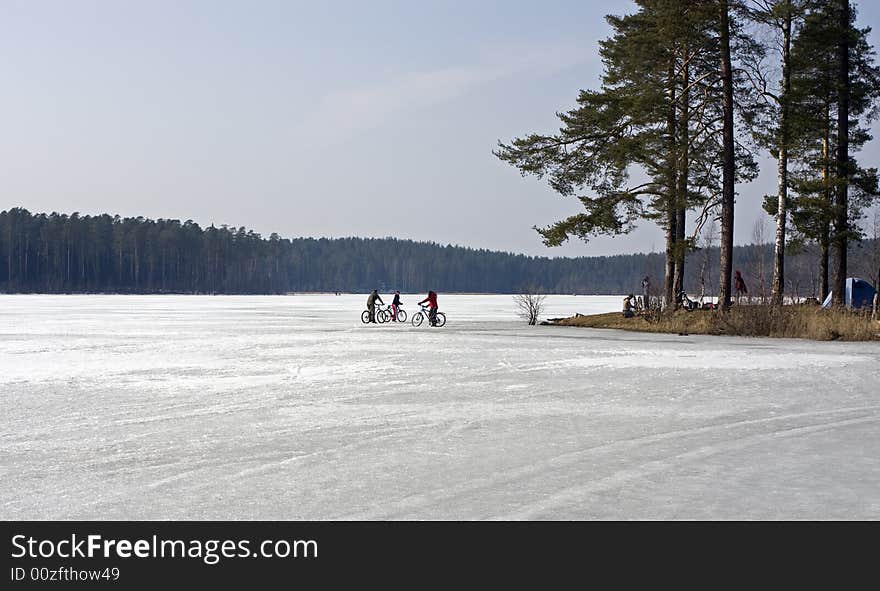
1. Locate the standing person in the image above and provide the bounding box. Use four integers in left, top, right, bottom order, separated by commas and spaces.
734, 270, 748, 303
641, 275, 651, 309
367, 289, 383, 323
391, 290, 402, 321
418, 290, 438, 326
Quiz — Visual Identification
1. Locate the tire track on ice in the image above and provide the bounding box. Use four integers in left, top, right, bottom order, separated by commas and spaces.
503, 413, 880, 520
338, 405, 880, 519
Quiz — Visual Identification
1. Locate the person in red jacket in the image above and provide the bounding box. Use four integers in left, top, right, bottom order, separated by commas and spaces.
418, 290, 438, 326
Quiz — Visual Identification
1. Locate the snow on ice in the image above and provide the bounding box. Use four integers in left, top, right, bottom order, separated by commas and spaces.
1, 294, 879, 519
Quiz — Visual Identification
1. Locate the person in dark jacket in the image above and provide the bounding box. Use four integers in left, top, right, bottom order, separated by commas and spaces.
735, 270, 748, 303
367, 289, 383, 323
391, 291, 402, 321
623, 294, 635, 318
418, 290, 438, 325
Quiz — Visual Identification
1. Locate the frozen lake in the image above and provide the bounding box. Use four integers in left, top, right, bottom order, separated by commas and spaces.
2, 293, 879, 519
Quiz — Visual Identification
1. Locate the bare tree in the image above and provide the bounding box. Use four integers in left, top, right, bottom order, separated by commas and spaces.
514, 286, 546, 326
697, 219, 719, 305
852, 207, 880, 316
787, 276, 801, 301
752, 218, 769, 303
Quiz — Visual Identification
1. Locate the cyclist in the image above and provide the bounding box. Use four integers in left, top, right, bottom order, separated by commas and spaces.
367, 289, 383, 323
391, 290, 402, 321
418, 290, 439, 326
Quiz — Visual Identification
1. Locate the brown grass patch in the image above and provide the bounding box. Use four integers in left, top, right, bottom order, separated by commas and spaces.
553, 305, 880, 341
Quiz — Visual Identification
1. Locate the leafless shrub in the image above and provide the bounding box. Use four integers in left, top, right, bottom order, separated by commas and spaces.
751, 218, 769, 304
697, 219, 718, 304
514, 286, 546, 325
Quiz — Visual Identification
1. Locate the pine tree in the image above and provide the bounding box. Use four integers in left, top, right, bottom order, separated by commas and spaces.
833, 0, 851, 307
495, 1, 754, 309
741, 0, 809, 305
718, 0, 737, 310
786, 0, 880, 302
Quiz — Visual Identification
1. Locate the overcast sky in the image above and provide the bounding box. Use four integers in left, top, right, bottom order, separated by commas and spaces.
2, 0, 879, 257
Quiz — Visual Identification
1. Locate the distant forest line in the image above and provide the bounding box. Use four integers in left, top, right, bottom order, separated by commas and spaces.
0, 208, 877, 297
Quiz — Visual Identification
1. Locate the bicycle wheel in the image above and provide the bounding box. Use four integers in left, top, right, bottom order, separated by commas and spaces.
434, 312, 446, 327
411, 312, 423, 327
396, 309, 407, 322
377, 309, 388, 323
361, 310, 371, 324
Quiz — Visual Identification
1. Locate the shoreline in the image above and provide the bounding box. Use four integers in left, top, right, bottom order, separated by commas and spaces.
545, 307, 880, 342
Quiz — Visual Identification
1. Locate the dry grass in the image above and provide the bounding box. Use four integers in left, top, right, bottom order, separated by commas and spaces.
552, 305, 880, 341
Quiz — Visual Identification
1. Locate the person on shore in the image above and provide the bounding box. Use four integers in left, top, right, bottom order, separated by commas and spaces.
367, 289, 383, 323
623, 294, 635, 318
418, 290, 439, 326
391, 290, 402, 321
735, 270, 748, 303
641, 275, 651, 308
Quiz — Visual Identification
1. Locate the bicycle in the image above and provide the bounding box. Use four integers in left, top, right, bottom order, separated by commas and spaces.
411, 305, 445, 327
360, 302, 386, 324
376, 303, 407, 323
678, 291, 699, 311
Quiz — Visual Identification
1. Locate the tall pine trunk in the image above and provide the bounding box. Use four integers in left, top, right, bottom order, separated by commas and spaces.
832, 0, 850, 307
673, 46, 689, 300
771, 1, 792, 306
820, 229, 830, 301
664, 58, 678, 309
820, 110, 831, 301
718, 0, 736, 311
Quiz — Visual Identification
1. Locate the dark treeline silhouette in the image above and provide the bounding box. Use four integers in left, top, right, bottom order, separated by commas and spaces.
0, 208, 875, 296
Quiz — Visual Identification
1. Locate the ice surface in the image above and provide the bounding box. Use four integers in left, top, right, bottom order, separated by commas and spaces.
1, 294, 879, 519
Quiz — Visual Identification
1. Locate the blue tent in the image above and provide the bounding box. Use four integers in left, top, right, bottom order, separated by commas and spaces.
821, 277, 876, 309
